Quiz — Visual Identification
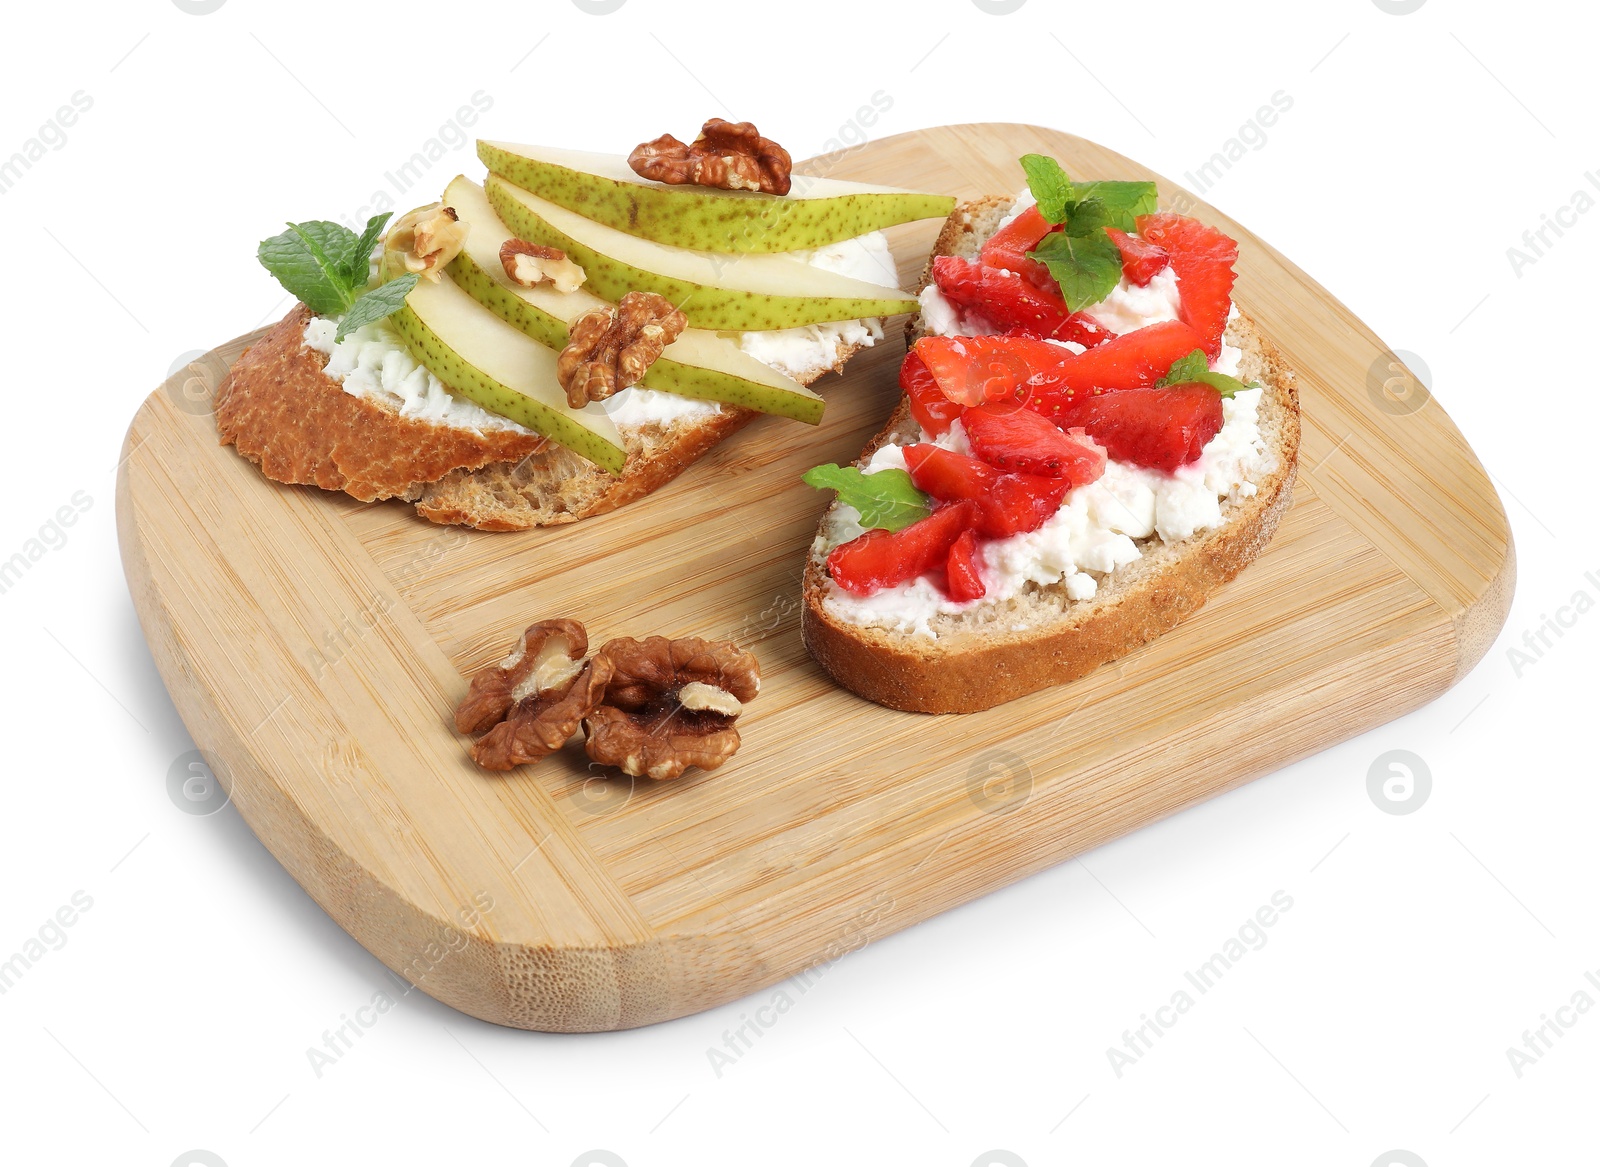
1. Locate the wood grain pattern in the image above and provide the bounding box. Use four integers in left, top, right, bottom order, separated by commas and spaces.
117, 124, 1512, 1031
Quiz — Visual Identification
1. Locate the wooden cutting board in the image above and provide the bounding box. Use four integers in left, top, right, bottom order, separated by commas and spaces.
117, 123, 1513, 1032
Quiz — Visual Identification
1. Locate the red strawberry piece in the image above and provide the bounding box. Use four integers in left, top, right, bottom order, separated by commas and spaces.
912, 334, 1060, 407
904, 445, 1073, 538
902, 351, 962, 438
826, 500, 977, 597
978, 204, 1058, 289
1023, 319, 1206, 415
1134, 214, 1238, 359
961, 402, 1107, 485
1053, 384, 1224, 473
1001, 312, 1113, 349
1105, 227, 1170, 288
931, 255, 1110, 346
945, 529, 986, 602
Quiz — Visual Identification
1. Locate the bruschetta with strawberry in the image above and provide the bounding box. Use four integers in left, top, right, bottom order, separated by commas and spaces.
801, 154, 1301, 713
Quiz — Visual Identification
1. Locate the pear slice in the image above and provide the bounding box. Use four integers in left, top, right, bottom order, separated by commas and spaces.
485, 174, 917, 333
479, 140, 955, 255
390, 274, 627, 473
442, 176, 824, 424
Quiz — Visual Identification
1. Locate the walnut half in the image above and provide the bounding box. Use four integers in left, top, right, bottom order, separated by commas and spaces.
556, 291, 687, 409
583, 636, 760, 781
387, 203, 469, 282
499, 239, 587, 294
628, 118, 792, 196
455, 619, 613, 772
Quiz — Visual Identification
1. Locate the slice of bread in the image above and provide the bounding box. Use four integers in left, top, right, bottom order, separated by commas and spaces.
801, 198, 1302, 714
217, 305, 878, 530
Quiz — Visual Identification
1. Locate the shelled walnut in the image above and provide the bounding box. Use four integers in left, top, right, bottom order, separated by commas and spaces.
583, 636, 761, 781
455, 622, 759, 781
555, 291, 687, 409
498, 239, 587, 293
455, 619, 612, 771
628, 118, 792, 195
387, 203, 468, 281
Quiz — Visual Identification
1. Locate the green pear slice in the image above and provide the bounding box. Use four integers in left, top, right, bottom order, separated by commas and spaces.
485, 174, 916, 332
390, 274, 626, 473
479, 140, 955, 255
442, 176, 824, 424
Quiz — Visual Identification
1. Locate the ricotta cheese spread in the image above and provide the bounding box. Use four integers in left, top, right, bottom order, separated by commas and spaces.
303, 315, 719, 435
303, 316, 532, 434
737, 230, 893, 379
601, 384, 720, 429
917, 284, 1000, 338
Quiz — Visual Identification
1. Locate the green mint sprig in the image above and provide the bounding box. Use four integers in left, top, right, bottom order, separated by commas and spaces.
1154, 349, 1261, 398
257, 212, 418, 341
1017, 154, 1159, 313
802, 464, 931, 532
1027, 232, 1124, 315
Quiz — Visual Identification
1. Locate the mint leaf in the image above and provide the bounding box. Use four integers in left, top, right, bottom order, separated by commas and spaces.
1155, 348, 1258, 398
803, 464, 930, 533
342, 212, 392, 292
1155, 349, 1211, 388
258, 220, 362, 316
1060, 196, 1116, 237
335, 273, 418, 342
1027, 229, 1124, 313
1070, 181, 1158, 232
1019, 153, 1075, 224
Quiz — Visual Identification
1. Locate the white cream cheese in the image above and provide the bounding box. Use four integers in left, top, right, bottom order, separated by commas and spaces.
916, 284, 999, 338
994, 188, 1037, 232
601, 385, 720, 429
737, 317, 884, 381
1082, 266, 1180, 333
737, 230, 893, 378
818, 389, 1269, 638
304, 315, 718, 435
303, 316, 533, 434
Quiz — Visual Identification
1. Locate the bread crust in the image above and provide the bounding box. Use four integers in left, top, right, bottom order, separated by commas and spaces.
412, 405, 757, 530
802, 200, 1302, 714
215, 305, 544, 502
217, 306, 878, 530
408, 332, 874, 530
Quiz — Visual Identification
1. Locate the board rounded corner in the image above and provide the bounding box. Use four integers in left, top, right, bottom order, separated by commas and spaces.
1450, 523, 1517, 685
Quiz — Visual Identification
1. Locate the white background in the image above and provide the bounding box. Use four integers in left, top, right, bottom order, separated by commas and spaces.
0, 1, 1595, 1164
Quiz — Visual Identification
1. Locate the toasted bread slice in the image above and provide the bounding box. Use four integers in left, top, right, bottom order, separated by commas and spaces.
217, 305, 878, 529
801, 198, 1302, 714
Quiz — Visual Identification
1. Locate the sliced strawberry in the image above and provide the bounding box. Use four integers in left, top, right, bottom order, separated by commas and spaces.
945, 529, 986, 602
1105, 228, 1169, 288
1024, 319, 1206, 415
1053, 384, 1224, 473
961, 402, 1107, 484
901, 351, 962, 438
1002, 313, 1113, 349
912, 334, 1061, 407
931, 255, 1109, 346
1134, 214, 1238, 358
905, 445, 1073, 538
826, 501, 977, 597
978, 204, 1057, 289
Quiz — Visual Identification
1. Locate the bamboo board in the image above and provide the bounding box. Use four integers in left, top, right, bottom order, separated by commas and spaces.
117, 124, 1513, 1032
